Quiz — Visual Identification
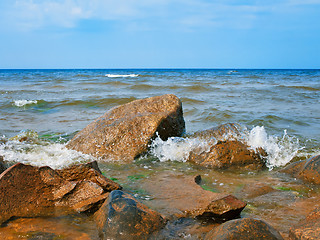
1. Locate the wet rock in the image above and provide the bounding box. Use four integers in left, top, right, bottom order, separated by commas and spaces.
236, 182, 278, 199
0, 163, 56, 224
283, 155, 320, 184
94, 190, 166, 240
66, 94, 185, 162
0, 161, 121, 224
191, 123, 244, 143
205, 218, 284, 240
289, 207, 320, 239
0, 155, 7, 174
188, 140, 267, 170
140, 172, 246, 220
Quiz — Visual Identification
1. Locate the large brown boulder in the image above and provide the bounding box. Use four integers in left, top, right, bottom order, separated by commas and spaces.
188, 140, 267, 170
282, 155, 320, 184
205, 218, 284, 240
0, 161, 120, 224
139, 172, 246, 220
66, 94, 185, 163
94, 190, 166, 240
289, 207, 320, 239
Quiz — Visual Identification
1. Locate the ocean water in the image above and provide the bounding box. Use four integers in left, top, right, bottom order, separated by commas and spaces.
0, 69, 319, 169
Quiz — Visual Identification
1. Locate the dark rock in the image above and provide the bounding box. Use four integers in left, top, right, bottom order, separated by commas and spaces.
0, 155, 7, 174
283, 155, 320, 185
66, 94, 185, 163
289, 207, 320, 239
139, 172, 246, 220
188, 140, 267, 170
94, 190, 166, 240
205, 218, 284, 240
0, 161, 121, 224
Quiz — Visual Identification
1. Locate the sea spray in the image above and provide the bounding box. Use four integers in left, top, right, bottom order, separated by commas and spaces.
149, 125, 301, 170
150, 136, 210, 162
246, 126, 302, 169
0, 140, 95, 169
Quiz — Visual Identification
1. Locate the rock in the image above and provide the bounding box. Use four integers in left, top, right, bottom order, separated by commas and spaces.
282, 155, 320, 184
188, 140, 267, 170
205, 218, 284, 240
0, 161, 121, 224
236, 182, 277, 199
94, 190, 166, 240
0, 155, 7, 174
66, 94, 185, 162
0, 163, 56, 224
139, 172, 246, 220
191, 123, 245, 143
289, 207, 320, 239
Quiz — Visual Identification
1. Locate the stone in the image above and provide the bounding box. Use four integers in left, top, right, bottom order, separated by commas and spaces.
0, 161, 121, 224
66, 94, 185, 162
282, 155, 320, 184
205, 218, 284, 240
289, 207, 320, 239
236, 182, 277, 199
139, 172, 246, 220
0, 163, 56, 224
94, 190, 166, 240
188, 140, 266, 170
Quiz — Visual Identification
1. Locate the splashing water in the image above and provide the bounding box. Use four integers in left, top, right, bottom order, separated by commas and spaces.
149, 126, 302, 170
0, 141, 95, 169
246, 126, 302, 169
150, 136, 210, 162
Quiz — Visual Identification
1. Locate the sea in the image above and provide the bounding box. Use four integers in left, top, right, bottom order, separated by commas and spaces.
0, 69, 319, 169
0, 69, 320, 238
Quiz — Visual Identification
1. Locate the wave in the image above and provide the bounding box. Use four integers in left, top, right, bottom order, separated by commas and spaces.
105, 74, 139, 78
14, 100, 38, 107
149, 125, 301, 170
278, 85, 320, 91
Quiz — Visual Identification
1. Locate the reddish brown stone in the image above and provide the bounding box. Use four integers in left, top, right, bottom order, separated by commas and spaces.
289, 207, 320, 240
140, 172, 246, 220
283, 155, 320, 185
205, 218, 284, 240
188, 140, 266, 170
94, 190, 166, 240
66, 94, 185, 162
0, 161, 121, 224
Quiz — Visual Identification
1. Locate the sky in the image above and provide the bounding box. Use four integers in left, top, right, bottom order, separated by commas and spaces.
0, 0, 319, 69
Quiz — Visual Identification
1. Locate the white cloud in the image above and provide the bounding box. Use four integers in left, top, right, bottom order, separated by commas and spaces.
2, 0, 318, 32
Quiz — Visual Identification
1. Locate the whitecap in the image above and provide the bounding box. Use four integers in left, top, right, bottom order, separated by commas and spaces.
105, 74, 139, 78
14, 99, 38, 107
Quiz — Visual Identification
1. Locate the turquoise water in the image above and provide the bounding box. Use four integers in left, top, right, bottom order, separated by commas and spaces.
0, 69, 319, 167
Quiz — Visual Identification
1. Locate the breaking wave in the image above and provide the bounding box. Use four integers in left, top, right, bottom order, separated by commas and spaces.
105, 74, 139, 78
150, 125, 302, 170
14, 100, 38, 107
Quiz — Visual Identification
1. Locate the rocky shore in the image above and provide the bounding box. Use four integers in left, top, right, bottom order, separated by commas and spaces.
0, 94, 319, 239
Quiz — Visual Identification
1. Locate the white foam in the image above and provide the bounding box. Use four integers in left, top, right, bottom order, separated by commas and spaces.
0, 141, 95, 169
150, 136, 210, 162
105, 74, 139, 78
246, 126, 301, 169
14, 99, 38, 107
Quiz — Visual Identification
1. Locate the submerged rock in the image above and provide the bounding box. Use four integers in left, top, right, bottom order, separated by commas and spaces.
66, 94, 185, 163
205, 218, 284, 240
188, 140, 267, 170
289, 207, 320, 240
94, 190, 166, 240
0, 161, 120, 224
140, 172, 246, 221
282, 155, 320, 185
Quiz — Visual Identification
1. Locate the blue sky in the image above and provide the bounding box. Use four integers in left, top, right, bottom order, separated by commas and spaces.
0, 0, 319, 69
